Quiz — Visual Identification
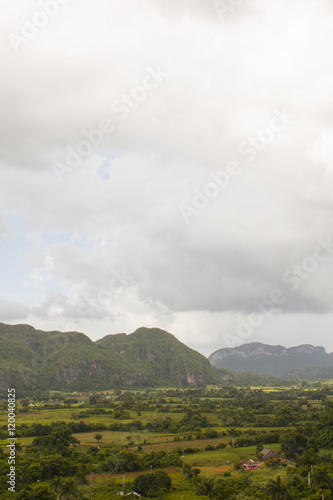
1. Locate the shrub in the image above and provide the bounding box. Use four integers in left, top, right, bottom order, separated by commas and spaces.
133, 469, 172, 497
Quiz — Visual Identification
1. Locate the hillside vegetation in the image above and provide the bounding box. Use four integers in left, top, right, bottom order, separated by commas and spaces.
0, 324, 225, 391
209, 342, 333, 378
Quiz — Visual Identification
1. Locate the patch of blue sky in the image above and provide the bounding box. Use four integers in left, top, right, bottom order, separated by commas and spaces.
35, 229, 92, 251
0, 215, 31, 294
96, 152, 122, 181
0, 215, 89, 298
70, 231, 94, 250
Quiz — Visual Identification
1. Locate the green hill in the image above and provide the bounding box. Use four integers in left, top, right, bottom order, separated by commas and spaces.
0, 323, 229, 391
285, 365, 333, 380
209, 342, 333, 378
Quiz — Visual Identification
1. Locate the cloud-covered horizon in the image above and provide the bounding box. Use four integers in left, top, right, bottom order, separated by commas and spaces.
1, 0, 333, 356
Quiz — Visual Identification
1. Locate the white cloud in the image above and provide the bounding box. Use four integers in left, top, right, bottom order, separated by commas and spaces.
0, 298, 30, 321
309, 131, 333, 172
1, 0, 333, 354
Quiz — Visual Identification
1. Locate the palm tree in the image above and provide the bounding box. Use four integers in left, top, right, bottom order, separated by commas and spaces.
297, 447, 318, 486
195, 477, 215, 500
312, 466, 333, 500
301, 423, 314, 447
266, 475, 289, 500
50, 477, 82, 500
94, 433, 103, 449
227, 427, 237, 448
71, 437, 81, 448
50, 476, 64, 500
59, 478, 83, 499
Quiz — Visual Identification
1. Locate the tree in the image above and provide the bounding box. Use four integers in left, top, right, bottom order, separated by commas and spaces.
227, 427, 239, 448
312, 466, 333, 500
133, 470, 172, 497
302, 423, 315, 448
115, 450, 142, 473
50, 476, 64, 500
17, 484, 54, 499
280, 430, 308, 459
296, 447, 319, 486
89, 394, 98, 405
265, 476, 290, 500
183, 464, 200, 480
71, 437, 81, 448
195, 476, 215, 499
50, 477, 82, 500
20, 398, 30, 407
58, 478, 82, 499
32, 424, 77, 456
94, 433, 103, 449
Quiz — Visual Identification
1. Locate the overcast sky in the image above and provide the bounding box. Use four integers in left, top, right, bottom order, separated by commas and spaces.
1, 0, 333, 356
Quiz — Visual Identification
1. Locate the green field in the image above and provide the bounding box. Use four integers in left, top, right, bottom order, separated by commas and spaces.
0, 383, 333, 498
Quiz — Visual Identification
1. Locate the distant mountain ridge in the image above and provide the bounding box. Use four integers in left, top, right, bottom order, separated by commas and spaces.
1, 323, 332, 391
0, 323, 227, 391
209, 342, 333, 377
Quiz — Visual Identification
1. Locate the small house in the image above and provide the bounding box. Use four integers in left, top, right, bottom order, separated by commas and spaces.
258, 448, 280, 461
241, 459, 260, 470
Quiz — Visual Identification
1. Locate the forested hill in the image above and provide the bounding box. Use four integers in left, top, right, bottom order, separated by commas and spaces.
0, 323, 229, 391
209, 342, 333, 378
3, 323, 330, 392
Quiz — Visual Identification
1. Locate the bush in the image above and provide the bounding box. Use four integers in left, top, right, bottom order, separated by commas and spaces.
215, 442, 227, 450
133, 469, 172, 497
203, 429, 219, 439
184, 447, 200, 454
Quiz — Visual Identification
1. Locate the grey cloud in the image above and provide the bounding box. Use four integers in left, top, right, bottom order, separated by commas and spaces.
1, 0, 333, 352
0, 298, 30, 321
